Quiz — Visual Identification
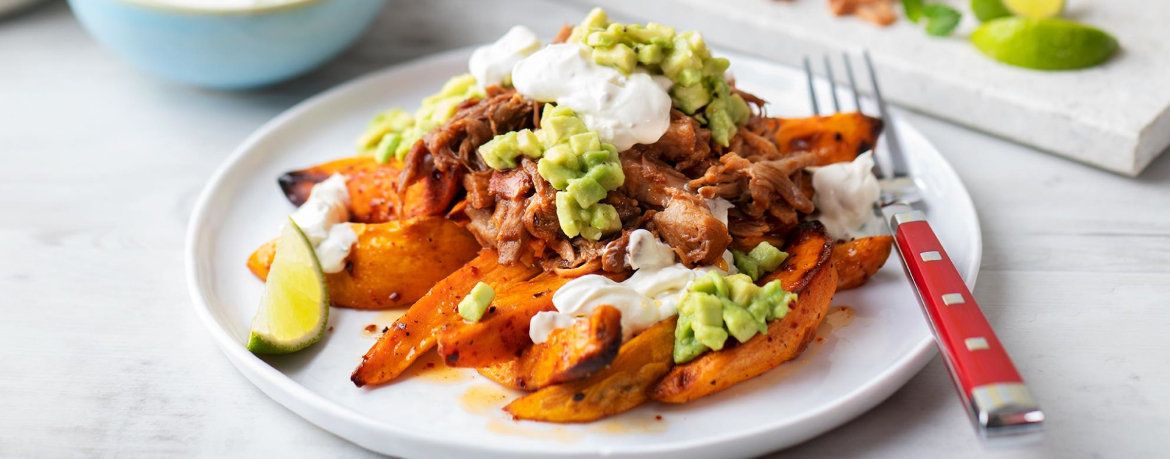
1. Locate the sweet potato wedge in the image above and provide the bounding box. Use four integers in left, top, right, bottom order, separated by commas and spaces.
504, 317, 676, 423
245, 217, 482, 309
350, 250, 541, 387
650, 221, 837, 403
278, 157, 403, 223
278, 156, 460, 221
764, 112, 883, 166
437, 272, 572, 368
833, 235, 893, 290
478, 306, 623, 391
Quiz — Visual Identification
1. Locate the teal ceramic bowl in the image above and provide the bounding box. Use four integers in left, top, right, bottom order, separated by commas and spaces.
67, 0, 385, 89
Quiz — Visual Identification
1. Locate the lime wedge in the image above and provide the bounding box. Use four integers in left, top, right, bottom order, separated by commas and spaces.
970, 0, 1012, 22
246, 218, 329, 354
971, 17, 1118, 71
1001, 0, 1064, 18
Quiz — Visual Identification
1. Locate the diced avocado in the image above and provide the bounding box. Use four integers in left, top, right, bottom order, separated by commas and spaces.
748, 242, 788, 274
628, 23, 675, 46
724, 274, 760, 306
679, 30, 709, 58
731, 249, 760, 281
458, 282, 495, 322
542, 110, 588, 142
581, 7, 609, 30
540, 159, 577, 191
479, 131, 523, 170
567, 176, 607, 207
706, 103, 736, 147
586, 29, 620, 48
670, 83, 711, 115
580, 150, 611, 169
360, 74, 484, 163
588, 203, 621, 235
374, 133, 403, 164
568, 132, 602, 155
673, 314, 708, 364
555, 191, 583, 238
693, 322, 729, 351
757, 280, 798, 320
728, 93, 751, 126
721, 298, 759, 343
515, 129, 543, 158
593, 43, 637, 74
702, 57, 731, 78
636, 44, 665, 65
584, 161, 624, 190
690, 292, 725, 328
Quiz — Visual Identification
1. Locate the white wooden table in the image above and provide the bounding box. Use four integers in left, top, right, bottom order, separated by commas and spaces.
2, 1, 1167, 458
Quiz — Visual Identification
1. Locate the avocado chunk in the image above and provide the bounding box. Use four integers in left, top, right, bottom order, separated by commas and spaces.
358, 74, 485, 163
458, 282, 496, 323
673, 270, 798, 363
567, 9, 750, 146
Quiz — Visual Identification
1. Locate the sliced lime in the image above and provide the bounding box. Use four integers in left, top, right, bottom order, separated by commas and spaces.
1001, 0, 1065, 18
246, 218, 329, 354
971, 17, 1118, 71
970, 0, 1012, 22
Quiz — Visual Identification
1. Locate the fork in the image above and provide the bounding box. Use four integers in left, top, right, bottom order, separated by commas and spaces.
804, 52, 1045, 440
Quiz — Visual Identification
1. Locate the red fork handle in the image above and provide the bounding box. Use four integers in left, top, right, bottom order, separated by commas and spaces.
886, 207, 1044, 439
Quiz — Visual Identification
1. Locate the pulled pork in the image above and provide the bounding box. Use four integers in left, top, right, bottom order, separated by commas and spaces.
398, 82, 820, 272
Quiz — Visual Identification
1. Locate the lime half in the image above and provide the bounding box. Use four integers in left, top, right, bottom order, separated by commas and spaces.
1002, 0, 1065, 18
971, 17, 1118, 71
247, 218, 329, 354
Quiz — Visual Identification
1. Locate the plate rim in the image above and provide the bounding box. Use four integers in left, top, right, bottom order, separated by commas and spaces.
185, 45, 981, 458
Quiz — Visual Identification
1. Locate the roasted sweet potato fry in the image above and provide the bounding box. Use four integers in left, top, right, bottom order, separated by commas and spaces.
278, 156, 460, 221
246, 217, 481, 309
650, 221, 837, 403
437, 273, 571, 368
763, 112, 883, 166
351, 251, 541, 387
833, 235, 893, 290
278, 157, 403, 223
478, 306, 622, 390
504, 317, 676, 423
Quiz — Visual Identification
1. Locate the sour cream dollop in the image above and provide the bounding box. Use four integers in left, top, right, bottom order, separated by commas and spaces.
810, 152, 881, 240
530, 229, 728, 344
511, 43, 673, 151
289, 174, 358, 274
468, 25, 541, 88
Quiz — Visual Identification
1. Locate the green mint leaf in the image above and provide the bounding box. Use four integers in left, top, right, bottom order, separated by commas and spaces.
922, 4, 962, 36
902, 0, 925, 22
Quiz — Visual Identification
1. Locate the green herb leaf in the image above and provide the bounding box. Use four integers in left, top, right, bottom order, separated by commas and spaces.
901, 0, 925, 22
922, 4, 962, 36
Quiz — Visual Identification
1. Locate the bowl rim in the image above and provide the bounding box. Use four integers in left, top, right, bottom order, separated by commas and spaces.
110, 0, 333, 15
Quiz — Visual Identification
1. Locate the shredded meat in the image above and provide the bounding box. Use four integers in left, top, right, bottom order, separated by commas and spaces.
689, 151, 818, 218
617, 151, 690, 208
652, 190, 732, 267
398, 78, 826, 272
627, 110, 713, 176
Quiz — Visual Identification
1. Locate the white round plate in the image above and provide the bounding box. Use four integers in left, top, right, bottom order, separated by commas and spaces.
186, 47, 980, 459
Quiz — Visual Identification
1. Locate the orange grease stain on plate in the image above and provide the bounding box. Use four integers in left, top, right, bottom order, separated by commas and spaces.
815, 305, 855, 343
360, 309, 408, 338
589, 413, 668, 435
462, 384, 581, 442
402, 351, 474, 384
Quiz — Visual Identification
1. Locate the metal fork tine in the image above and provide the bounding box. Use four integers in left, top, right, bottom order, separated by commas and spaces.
823, 56, 841, 113
803, 57, 820, 115
863, 50, 908, 177
842, 53, 862, 113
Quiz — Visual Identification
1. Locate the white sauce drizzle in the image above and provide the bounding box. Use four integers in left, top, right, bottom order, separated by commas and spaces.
468, 25, 541, 88
810, 152, 882, 240
289, 174, 357, 274
511, 43, 673, 151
